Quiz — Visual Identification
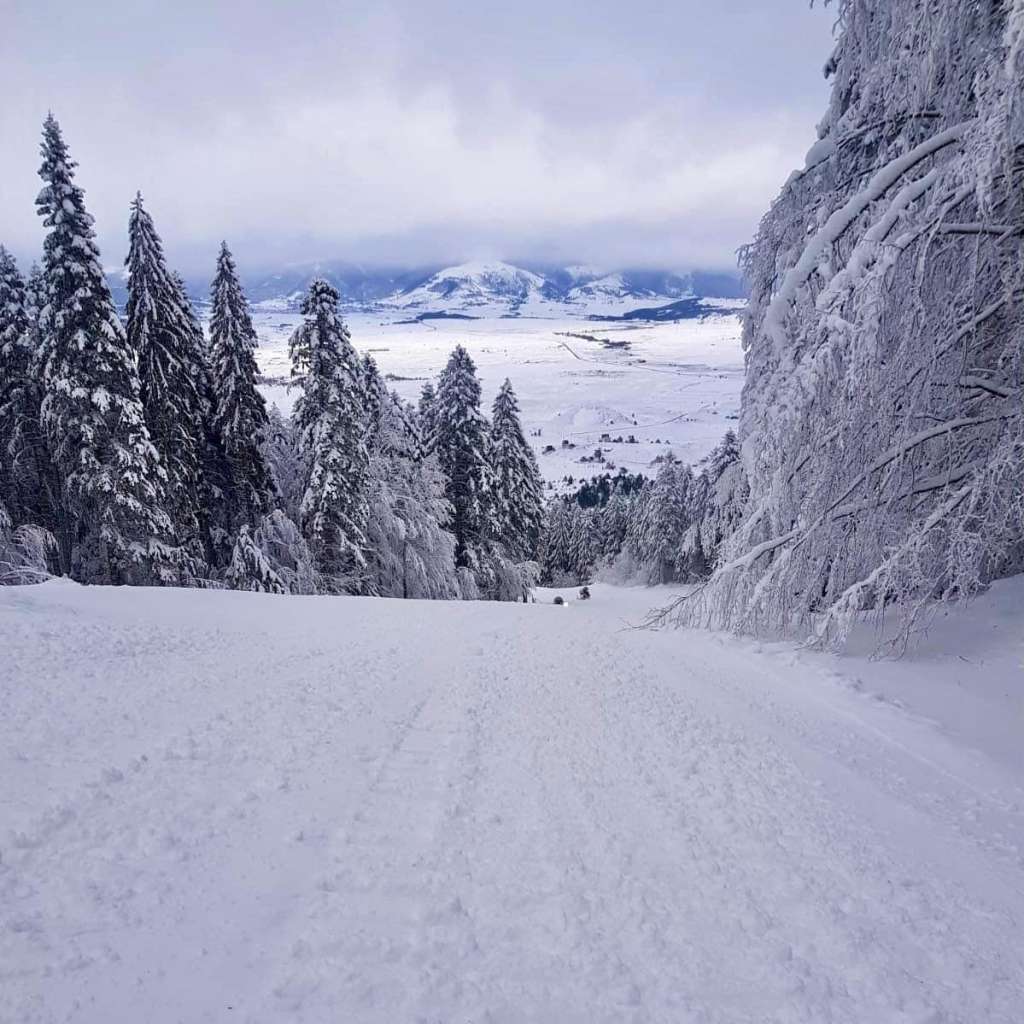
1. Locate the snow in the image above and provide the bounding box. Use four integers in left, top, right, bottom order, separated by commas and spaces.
763, 124, 967, 355
3, 578, 1024, 1022
253, 311, 745, 490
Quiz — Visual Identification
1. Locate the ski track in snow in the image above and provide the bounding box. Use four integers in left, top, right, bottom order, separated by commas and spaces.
2, 582, 1023, 1023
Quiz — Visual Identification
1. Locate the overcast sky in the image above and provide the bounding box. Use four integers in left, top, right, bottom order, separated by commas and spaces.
1, 1, 836, 275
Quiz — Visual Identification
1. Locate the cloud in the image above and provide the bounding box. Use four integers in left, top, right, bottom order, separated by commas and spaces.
0, 0, 836, 274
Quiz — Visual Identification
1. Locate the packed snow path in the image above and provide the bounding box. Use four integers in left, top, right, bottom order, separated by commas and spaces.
3, 582, 1023, 1023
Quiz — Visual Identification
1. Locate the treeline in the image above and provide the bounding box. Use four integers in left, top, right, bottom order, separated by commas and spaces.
540, 431, 746, 587
0, 116, 544, 600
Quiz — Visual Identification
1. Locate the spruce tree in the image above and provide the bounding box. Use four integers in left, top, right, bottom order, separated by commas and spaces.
125, 194, 207, 556
0, 248, 56, 533
171, 269, 231, 562
225, 525, 287, 594
364, 389, 459, 600
262, 404, 304, 524
434, 345, 494, 568
418, 380, 437, 454
490, 378, 544, 560
642, 457, 690, 584
360, 353, 387, 443
289, 278, 368, 591
208, 241, 273, 534
35, 115, 175, 583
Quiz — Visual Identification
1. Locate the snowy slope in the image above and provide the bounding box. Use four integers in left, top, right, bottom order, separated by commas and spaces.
3, 579, 1024, 1022
385, 260, 554, 316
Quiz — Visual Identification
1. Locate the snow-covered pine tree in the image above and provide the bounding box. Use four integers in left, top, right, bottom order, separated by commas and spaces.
170, 269, 230, 564
0, 248, 57, 537
434, 345, 495, 569
252, 509, 318, 595
289, 278, 369, 592
208, 241, 274, 534
638, 458, 690, 584
490, 379, 544, 560
0, 498, 54, 585
364, 390, 460, 599
567, 503, 597, 583
669, 2, 1024, 648
125, 194, 208, 558
695, 431, 746, 575
540, 498, 574, 584
418, 380, 438, 454
360, 353, 387, 443
262, 404, 305, 524
224, 524, 287, 594
596, 487, 632, 562
35, 115, 176, 584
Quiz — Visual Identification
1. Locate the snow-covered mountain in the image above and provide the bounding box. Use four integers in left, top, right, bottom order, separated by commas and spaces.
108, 259, 745, 320
387, 261, 556, 316
244, 261, 743, 318
380, 262, 727, 318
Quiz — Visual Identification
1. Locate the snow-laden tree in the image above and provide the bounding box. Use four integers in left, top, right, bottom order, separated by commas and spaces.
262, 404, 305, 524
418, 380, 438, 454
666, 2, 1024, 649
694, 431, 747, 574
252, 509, 319, 595
596, 487, 633, 561
490, 379, 544, 560
289, 278, 368, 592
0, 248, 57, 536
36, 115, 177, 584
209, 241, 274, 534
434, 345, 495, 569
126, 194, 208, 556
540, 498, 594, 585
0, 499, 54, 585
364, 390, 460, 599
360, 353, 387, 441
224, 524, 287, 594
633, 457, 690, 584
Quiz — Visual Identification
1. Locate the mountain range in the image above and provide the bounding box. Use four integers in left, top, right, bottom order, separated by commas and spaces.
126, 260, 743, 321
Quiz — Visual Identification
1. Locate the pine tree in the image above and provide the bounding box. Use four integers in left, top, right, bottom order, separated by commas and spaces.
364, 391, 459, 600
360, 353, 387, 443
224, 525, 287, 594
208, 241, 273, 534
418, 380, 437, 454
597, 487, 632, 561
289, 278, 368, 591
0, 248, 57, 535
171, 269, 231, 563
642, 457, 690, 584
434, 346, 494, 568
125, 194, 207, 556
568, 504, 597, 582
262, 404, 304, 524
35, 114, 175, 583
540, 498, 573, 584
490, 378, 544, 560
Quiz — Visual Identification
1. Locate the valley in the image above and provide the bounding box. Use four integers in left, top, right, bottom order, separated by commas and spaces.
252, 308, 746, 489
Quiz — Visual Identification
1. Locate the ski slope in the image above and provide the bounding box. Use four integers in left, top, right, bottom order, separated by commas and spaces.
3, 580, 1024, 1023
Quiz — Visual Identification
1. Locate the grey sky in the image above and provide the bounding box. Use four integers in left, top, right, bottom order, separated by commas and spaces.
1, 1, 836, 275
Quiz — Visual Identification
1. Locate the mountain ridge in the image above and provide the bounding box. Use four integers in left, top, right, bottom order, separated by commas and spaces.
105, 259, 746, 321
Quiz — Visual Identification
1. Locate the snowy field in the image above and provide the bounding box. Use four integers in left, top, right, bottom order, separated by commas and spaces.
252, 310, 745, 488
3, 578, 1024, 1022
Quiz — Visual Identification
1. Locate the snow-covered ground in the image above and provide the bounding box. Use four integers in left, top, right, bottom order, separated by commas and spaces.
254, 310, 745, 489
3, 578, 1023, 1022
